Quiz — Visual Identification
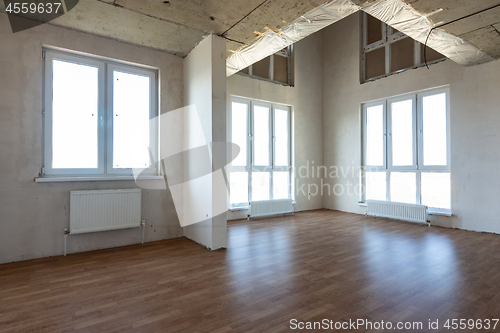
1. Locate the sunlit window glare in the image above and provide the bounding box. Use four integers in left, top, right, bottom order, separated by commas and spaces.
253, 105, 270, 166
52, 60, 98, 169
231, 102, 247, 167
112, 70, 150, 169
391, 99, 413, 166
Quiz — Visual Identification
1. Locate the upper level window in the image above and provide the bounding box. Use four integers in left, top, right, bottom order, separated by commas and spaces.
237, 47, 293, 86
42, 49, 158, 177
362, 87, 450, 213
361, 13, 446, 83
229, 97, 292, 206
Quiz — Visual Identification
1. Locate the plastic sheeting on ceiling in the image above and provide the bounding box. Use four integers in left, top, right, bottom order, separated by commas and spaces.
226, 0, 494, 77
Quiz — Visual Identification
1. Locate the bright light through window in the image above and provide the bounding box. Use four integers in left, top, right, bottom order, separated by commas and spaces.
390, 172, 416, 204
254, 105, 270, 166
366, 105, 384, 166
230, 172, 248, 205
44, 49, 157, 176
52, 60, 98, 169
423, 93, 447, 166
275, 109, 289, 166
112, 71, 150, 169
391, 99, 413, 166
230, 98, 291, 205
366, 171, 386, 201
273, 172, 289, 200
362, 89, 450, 211
422, 172, 451, 209
231, 102, 247, 167
252, 172, 270, 201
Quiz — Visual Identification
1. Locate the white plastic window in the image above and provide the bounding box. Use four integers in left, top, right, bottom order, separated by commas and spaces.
362, 87, 450, 212
43, 49, 158, 177
230, 97, 292, 206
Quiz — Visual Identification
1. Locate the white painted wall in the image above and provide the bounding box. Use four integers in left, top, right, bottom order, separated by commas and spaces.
183, 35, 227, 249
323, 13, 500, 234
227, 31, 324, 220
0, 13, 185, 264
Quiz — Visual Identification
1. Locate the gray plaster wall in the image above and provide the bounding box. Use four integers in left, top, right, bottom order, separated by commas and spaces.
226, 31, 325, 220
0, 13, 184, 264
322, 13, 500, 234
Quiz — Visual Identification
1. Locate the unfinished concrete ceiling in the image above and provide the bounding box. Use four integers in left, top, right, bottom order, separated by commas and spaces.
1, 0, 500, 64
0, 0, 332, 58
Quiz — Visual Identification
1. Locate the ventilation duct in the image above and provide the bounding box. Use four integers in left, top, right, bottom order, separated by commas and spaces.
226, 0, 360, 76
226, 0, 494, 77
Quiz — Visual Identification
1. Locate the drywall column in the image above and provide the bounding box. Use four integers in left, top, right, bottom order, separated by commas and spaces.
183, 34, 227, 250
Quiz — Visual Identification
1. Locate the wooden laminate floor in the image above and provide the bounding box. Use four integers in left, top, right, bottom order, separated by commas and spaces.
0, 210, 499, 332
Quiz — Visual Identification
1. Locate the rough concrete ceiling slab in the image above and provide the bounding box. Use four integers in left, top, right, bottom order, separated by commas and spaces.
461, 25, 500, 59
0, 0, 333, 58
223, 0, 329, 44
112, 0, 264, 36
405, 0, 500, 26
406, 0, 500, 59
444, 6, 500, 35
0, 0, 207, 56
2, 0, 500, 65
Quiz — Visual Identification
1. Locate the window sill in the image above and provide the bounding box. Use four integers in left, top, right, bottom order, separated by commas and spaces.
229, 205, 249, 212
427, 210, 452, 217
34, 175, 163, 183
229, 200, 297, 212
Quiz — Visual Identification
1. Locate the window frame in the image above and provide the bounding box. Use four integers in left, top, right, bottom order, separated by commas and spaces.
42, 48, 159, 177
360, 12, 446, 83
229, 96, 292, 207
387, 93, 418, 171
237, 46, 293, 86
361, 87, 451, 212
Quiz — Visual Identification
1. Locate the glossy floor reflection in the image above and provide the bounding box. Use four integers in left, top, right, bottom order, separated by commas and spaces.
0, 210, 499, 332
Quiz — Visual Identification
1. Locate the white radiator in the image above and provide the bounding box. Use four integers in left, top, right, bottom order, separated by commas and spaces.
248, 199, 294, 219
367, 200, 428, 224
70, 189, 142, 234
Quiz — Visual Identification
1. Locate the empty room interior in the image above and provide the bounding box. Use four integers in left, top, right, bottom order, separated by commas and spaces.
1, 0, 500, 332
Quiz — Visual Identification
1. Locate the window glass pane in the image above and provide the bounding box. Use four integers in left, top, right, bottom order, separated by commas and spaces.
230, 172, 248, 205
112, 71, 150, 169
366, 104, 384, 166
275, 108, 289, 166
52, 60, 98, 169
273, 55, 288, 84
391, 99, 414, 166
390, 172, 416, 204
423, 93, 447, 166
366, 14, 382, 45
252, 172, 270, 201
231, 102, 248, 167
365, 47, 385, 80
420, 44, 445, 64
421, 172, 450, 210
273, 172, 289, 200
390, 37, 414, 73
366, 171, 386, 201
252, 56, 270, 79
254, 105, 270, 166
